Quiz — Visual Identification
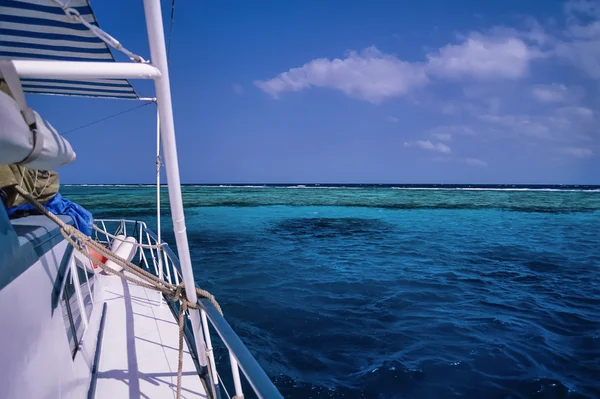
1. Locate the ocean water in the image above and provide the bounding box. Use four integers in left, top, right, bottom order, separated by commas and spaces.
61, 185, 600, 398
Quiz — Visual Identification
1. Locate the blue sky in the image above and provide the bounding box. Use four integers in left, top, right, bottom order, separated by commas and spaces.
30, 0, 599, 184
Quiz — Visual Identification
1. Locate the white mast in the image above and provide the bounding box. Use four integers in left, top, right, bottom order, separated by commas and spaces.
142, 0, 209, 373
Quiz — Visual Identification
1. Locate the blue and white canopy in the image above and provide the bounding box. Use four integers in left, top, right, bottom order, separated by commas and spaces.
0, 0, 139, 99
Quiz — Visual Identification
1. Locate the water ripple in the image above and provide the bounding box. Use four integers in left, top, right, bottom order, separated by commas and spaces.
66, 186, 600, 398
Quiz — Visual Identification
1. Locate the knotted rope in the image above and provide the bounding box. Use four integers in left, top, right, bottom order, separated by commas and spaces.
13, 185, 221, 398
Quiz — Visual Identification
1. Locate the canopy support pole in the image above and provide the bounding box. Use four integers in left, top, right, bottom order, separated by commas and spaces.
12, 60, 160, 79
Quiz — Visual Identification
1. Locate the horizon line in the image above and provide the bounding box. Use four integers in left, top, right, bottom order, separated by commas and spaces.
61, 182, 600, 186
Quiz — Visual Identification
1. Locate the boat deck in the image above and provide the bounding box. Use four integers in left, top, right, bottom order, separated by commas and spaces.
95, 273, 207, 399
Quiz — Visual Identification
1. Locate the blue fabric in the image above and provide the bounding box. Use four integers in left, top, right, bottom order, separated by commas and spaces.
7, 193, 93, 236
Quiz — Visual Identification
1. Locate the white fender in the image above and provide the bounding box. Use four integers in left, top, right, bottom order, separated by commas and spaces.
104, 236, 137, 273
0, 91, 76, 169
110, 234, 127, 252
0, 61, 76, 170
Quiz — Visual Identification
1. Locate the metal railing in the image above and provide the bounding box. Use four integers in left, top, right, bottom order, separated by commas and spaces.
93, 219, 282, 399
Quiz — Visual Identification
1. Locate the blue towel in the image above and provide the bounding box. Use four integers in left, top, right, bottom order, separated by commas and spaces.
7, 192, 93, 236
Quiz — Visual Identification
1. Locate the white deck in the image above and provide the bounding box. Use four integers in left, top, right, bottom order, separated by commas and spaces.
95, 273, 207, 399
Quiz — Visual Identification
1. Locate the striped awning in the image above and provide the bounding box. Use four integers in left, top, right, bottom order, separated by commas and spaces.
0, 0, 139, 99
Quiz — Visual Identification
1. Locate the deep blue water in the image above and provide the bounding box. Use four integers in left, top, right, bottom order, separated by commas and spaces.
62, 185, 600, 398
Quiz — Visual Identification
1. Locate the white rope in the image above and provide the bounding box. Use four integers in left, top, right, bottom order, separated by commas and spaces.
51, 0, 148, 63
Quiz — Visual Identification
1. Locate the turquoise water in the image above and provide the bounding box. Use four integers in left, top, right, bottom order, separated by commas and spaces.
62, 185, 600, 398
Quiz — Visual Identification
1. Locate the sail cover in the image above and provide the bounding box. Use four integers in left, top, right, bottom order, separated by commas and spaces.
0, 0, 139, 99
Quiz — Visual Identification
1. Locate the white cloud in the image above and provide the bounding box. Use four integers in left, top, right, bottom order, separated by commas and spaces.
567, 21, 600, 38
565, 0, 600, 18
429, 125, 476, 141
483, 23, 551, 46
404, 140, 452, 153
432, 132, 452, 141
254, 0, 600, 118
476, 103, 596, 142
426, 33, 541, 80
557, 105, 595, 119
555, 40, 600, 78
556, 0, 600, 79
464, 158, 488, 167
254, 46, 428, 103
561, 147, 594, 157
531, 84, 570, 102
440, 102, 459, 115
434, 157, 488, 166
521, 18, 553, 45
256, 32, 544, 102
386, 116, 399, 123
479, 114, 552, 139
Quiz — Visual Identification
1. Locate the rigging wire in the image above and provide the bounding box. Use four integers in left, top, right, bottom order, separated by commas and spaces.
62, 101, 153, 136
167, 0, 176, 61
61, 0, 175, 136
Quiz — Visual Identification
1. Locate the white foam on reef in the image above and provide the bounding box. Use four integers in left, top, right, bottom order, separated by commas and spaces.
182, 185, 268, 188
283, 185, 363, 189
62, 184, 599, 192
216, 185, 267, 188
391, 187, 600, 192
